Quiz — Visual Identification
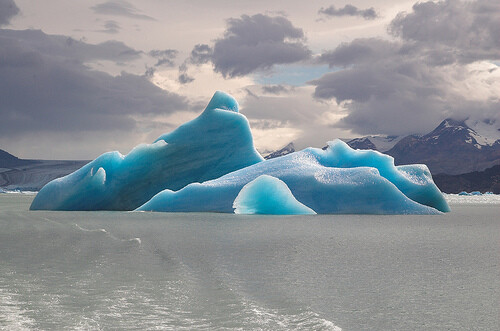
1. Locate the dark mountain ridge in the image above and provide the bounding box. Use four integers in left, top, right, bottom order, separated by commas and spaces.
1, 148, 88, 191
0, 148, 37, 168
347, 119, 500, 175
264, 142, 295, 159
386, 119, 499, 175
433, 165, 500, 194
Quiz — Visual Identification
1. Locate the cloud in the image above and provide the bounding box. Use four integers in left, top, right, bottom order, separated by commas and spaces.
149, 49, 178, 59
312, 0, 500, 136
318, 4, 378, 20
0, 0, 19, 26
389, 0, 500, 64
181, 14, 311, 80
212, 14, 311, 78
189, 44, 213, 65
240, 85, 351, 151
318, 38, 400, 67
0, 29, 142, 63
91, 0, 155, 21
100, 20, 121, 34
0, 29, 187, 139
261, 84, 294, 95
178, 72, 194, 84
149, 49, 178, 67
176, 44, 212, 84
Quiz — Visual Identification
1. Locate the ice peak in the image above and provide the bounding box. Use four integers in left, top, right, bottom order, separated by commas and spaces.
204, 91, 239, 113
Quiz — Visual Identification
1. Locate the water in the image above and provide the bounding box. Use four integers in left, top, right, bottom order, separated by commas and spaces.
0, 194, 498, 330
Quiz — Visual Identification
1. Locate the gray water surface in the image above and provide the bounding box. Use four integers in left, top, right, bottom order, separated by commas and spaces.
0, 194, 498, 330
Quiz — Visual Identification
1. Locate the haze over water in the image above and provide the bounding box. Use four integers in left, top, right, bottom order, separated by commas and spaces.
1, 194, 498, 330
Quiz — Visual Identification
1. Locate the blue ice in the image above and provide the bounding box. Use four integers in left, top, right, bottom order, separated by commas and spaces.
233, 175, 316, 215
138, 140, 448, 214
31, 91, 449, 214
30, 91, 263, 210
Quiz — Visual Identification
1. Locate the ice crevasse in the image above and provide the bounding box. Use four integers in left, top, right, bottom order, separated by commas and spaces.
31, 91, 450, 214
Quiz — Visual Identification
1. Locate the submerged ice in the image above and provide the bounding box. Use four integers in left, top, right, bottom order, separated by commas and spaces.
31, 91, 449, 214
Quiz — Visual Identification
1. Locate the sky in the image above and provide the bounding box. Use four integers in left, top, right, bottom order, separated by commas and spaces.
1, 0, 499, 159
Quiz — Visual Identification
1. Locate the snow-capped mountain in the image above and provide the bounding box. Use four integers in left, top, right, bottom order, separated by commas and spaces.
463, 118, 500, 147
346, 135, 403, 152
346, 118, 500, 175
264, 142, 295, 159
386, 119, 500, 175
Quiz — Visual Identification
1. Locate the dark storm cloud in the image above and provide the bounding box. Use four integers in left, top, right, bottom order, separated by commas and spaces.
0, 29, 187, 137
389, 0, 500, 64
0, 0, 19, 26
0, 29, 141, 63
318, 4, 378, 20
310, 59, 449, 134
319, 38, 400, 67
181, 14, 310, 80
91, 0, 155, 21
212, 14, 311, 77
312, 0, 500, 136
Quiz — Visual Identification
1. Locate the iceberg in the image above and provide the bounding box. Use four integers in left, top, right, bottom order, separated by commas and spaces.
30, 91, 263, 210
138, 139, 448, 214
233, 175, 317, 215
31, 91, 450, 214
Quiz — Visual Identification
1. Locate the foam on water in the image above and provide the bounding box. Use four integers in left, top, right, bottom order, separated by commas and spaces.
74, 224, 141, 245
444, 193, 500, 205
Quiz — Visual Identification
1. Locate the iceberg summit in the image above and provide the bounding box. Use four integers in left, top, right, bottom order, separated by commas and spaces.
31, 91, 450, 214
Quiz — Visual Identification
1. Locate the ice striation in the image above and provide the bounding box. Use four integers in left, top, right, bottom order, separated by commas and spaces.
233, 175, 316, 215
31, 91, 449, 214
30, 91, 263, 210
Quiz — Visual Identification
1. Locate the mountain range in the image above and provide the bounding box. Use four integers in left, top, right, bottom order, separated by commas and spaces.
269, 118, 499, 175
384, 119, 499, 175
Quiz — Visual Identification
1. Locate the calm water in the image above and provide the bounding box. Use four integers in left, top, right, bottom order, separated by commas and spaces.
0, 194, 498, 330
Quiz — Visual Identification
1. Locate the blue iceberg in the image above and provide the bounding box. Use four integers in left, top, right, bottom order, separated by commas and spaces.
233, 175, 317, 215
31, 91, 449, 214
138, 139, 448, 214
30, 91, 263, 210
